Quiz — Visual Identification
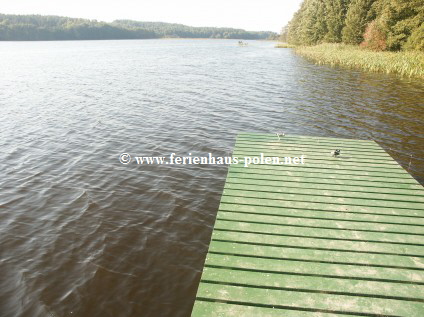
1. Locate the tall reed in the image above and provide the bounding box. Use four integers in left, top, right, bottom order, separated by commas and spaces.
295, 44, 424, 78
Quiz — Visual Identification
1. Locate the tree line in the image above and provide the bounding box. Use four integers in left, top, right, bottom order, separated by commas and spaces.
282, 0, 423, 51
0, 14, 277, 41
114, 20, 277, 40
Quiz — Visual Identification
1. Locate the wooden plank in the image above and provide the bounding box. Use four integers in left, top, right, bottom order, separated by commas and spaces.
234, 151, 400, 167
233, 154, 404, 171
235, 136, 383, 147
233, 148, 401, 165
204, 253, 424, 284
228, 167, 423, 188
224, 182, 424, 203
235, 139, 389, 154
223, 188, 424, 210
214, 216, 424, 243
220, 196, 424, 217
225, 182, 424, 206
192, 300, 361, 317
237, 133, 378, 144
218, 203, 424, 226
237, 134, 378, 143
229, 166, 416, 184
209, 241, 424, 269
226, 175, 424, 196
217, 209, 424, 235
237, 132, 374, 141
234, 142, 394, 157
196, 283, 424, 316
235, 136, 387, 149
200, 267, 424, 300
211, 230, 424, 256
229, 163, 412, 178
234, 146, 392, 161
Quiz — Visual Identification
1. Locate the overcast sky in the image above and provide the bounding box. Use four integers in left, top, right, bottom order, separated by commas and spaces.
1, 0, 303, 32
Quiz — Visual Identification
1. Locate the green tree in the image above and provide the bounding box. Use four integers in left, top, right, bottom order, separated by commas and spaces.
287, 0, 327, 45
285, 0, 422, 51
301, 0, 328, 45
287, 9, 304, 45
342, 0, 377, 44
385, 0, 424, 50
404, 22, 424, 51
280, 25, 289, 42
324, 0, 351, 42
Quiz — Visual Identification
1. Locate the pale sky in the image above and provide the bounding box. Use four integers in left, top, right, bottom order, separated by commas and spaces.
1, 0, 303, 32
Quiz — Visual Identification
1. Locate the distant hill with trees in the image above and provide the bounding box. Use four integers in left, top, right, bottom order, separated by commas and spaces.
283, 0, 423, 51
0, 14, 277, 41
113, 20, 277, 39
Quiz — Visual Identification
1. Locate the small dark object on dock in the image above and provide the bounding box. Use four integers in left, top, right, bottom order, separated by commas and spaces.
332, 149, 341, 157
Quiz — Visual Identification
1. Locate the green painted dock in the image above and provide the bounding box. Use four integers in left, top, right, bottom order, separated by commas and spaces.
192, 133, 424, 317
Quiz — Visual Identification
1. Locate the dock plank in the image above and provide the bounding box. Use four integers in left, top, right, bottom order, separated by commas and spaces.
209, 241, 424, 269
224, 182, 424, 203
218, 203, 424, 225
192, 301, 362, 317
214, 216, 424, 243
201, 267, 424, 300
196, 283, 424, 316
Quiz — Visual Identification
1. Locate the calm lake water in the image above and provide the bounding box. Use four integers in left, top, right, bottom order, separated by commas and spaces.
0, 39, 423, 317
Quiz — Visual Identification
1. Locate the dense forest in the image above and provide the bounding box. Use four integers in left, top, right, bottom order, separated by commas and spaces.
0, 14, 277, 41
113, 20, 276, 39
283, 0, 424, 51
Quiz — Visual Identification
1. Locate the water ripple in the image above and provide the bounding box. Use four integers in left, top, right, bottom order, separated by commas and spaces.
0, 39, 423, 317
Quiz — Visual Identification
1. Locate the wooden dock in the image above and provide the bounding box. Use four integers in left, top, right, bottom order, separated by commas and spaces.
191, 133, 424, 317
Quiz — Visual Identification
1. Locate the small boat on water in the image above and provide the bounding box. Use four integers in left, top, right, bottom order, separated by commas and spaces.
238, 41, 248, 46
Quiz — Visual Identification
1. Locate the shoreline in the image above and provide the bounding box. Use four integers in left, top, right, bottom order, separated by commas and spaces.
293, 44, 424, 79
0, 38, 278, 42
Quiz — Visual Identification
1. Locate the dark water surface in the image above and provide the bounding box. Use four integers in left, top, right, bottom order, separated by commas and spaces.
1, 39, 423, 317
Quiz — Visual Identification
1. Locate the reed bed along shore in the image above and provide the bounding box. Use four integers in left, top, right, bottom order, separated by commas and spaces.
295, 43, 424, 79
275, 43, 296, 48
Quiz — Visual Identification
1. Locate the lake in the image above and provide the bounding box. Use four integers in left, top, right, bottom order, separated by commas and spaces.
0, 39, 423, 317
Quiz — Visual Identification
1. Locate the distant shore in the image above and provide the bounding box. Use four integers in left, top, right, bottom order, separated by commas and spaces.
158, 38, 277, 41
0, 13, 277, 41
0, 37, 278, 42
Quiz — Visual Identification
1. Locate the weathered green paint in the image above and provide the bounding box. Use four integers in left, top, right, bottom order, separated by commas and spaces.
229, 168, 421, 186
221, 196, 424, 217
229, 164, 413, 179
224, 182, 424, 202
226, 176, 424, 196
192, 133, 424, 316
216, 211, 424, 237
218, 203, 424, 225
192, 301, 364, 317
214, 216, 424, 243
209, 240, 423, 268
